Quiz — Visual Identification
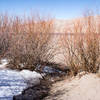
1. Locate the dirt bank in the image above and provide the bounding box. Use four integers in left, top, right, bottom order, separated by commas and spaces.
44, 73, 100, 100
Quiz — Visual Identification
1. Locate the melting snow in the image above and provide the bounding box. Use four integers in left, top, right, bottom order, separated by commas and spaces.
20, 70, 42, 87
0, 59, 8, 69
0, 59, 42, 100
0, 69, 27, 100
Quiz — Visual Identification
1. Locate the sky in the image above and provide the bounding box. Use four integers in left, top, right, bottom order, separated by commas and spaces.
0, 0, 100, 19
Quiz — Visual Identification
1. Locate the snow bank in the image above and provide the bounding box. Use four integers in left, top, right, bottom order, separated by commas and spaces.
0, 67, 42, 99
20, 70, 42, 87
0, 69, 27, 100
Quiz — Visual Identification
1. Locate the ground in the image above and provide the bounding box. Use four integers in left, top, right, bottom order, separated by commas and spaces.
44, 73, 100, 100
1, 59, 100, 100
0, 69, 27, 100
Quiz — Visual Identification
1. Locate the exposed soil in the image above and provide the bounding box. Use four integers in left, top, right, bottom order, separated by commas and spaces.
44, 73, 100, 100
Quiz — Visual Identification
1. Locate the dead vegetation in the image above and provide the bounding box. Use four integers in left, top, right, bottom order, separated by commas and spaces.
0, 13, 59, 70
0, 11, 100, 76
61, 11, 100, 75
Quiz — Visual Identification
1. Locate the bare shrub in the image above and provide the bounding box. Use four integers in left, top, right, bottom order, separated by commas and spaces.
0, 14, 12, 59
61, 12, 100, 75
5, 15, 57, 70
0, 32, 10, 59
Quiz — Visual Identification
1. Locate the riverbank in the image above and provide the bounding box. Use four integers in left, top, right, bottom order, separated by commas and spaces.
44, 73, 100, 100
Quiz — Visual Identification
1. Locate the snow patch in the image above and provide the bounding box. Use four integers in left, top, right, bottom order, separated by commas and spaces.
0, 69, 43, 100
20, 70, 42, 87
0, 59, 8, 69
0, 69, 27, 100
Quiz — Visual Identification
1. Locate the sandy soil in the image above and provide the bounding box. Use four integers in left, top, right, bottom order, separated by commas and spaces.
45, 73, 100, 100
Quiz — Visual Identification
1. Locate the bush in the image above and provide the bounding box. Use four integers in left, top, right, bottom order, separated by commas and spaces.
0, 32, 10, 59
3, 15, 57, 70
61, 12, 100, 75
0, 14, 11, 59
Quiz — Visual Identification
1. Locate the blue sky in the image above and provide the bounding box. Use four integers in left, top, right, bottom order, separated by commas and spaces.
0, 0, 99, 19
